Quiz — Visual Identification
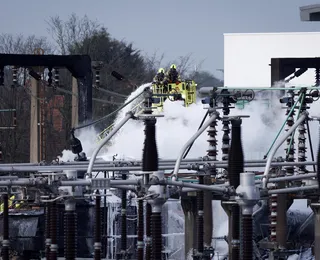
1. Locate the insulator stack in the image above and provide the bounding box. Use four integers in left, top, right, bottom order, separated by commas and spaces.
137, 199, 144, 260
142, 116, 159, 260
285, 91, 296, 175
151, 212, 162, 259
206, 112, 218, 160
45, 202, 51, 260
269, 170, 278, 242
12, 66, 18, 85
197, 175, 204, 255
297, 97, 307, 174
48, 67, 53, 86
221, 92, 231, 161
95, 69, 100, 87
121, 174, 127, 253
221, 120, 230, 161
0, 67, 4, 85
316, 68, 320, 86
228, 119, 244, 260
94, 191, 102, 260
64, 210, 77, 260
54, 68, 60, 86
145, 204, 152, 260
50, 201, 58, 260
241, 214, 253, 260
1, 194, 9, 260
228, 119, 243, 188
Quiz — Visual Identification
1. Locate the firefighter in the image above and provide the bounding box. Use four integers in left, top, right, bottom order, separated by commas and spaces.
164, 64, 181, 84
153, 68, 166, 84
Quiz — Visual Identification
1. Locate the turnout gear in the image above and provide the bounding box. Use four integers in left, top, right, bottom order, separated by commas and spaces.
165, 64, 181, 84
153, 68, 165, 84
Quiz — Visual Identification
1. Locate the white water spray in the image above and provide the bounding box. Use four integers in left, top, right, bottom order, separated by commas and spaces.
58, 80, 320, 259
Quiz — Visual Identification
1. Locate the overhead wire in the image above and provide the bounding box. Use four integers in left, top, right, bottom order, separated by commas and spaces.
12, 68, 142, 132
95, 87, 128, 98
73, 89, 145, 130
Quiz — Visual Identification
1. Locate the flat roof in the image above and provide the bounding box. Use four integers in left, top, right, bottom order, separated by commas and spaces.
300, 4, 320, 21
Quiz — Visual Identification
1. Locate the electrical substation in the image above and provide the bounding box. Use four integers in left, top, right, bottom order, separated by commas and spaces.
1, 40, 320, 260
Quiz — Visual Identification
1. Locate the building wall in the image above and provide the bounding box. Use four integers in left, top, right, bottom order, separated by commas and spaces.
224, 32, 320, 88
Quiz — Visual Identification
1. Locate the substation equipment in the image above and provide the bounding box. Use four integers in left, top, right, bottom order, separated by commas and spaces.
0, 55, 320, 260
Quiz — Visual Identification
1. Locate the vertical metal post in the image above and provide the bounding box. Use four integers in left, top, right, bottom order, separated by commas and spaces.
1, 194, 9, 260
29, 77, 39, 163
71, 77, 79, 128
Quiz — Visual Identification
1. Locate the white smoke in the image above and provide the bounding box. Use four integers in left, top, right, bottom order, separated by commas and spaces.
57, 79, 320, 259
58, 126, 99, 162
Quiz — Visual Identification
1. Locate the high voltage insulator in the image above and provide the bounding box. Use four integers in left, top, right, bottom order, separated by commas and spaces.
48, 67, 53, 86
94, 190, 102, 260
297, 91, 309, 175
228, 119, 244, 260
285, 90, 296, 175
64, 200, 77, 260
241, 214, 253, 259
54, 68, 60, 86
50, 201, 58, 260
269, 169, 278, 242
12, 66, 18, 85
221, 89, 234, 161
197, 175, 204, 255
95, 69, 100, 88
45, 201, 51, 260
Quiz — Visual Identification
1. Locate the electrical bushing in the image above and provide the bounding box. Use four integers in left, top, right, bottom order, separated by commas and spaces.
236, 172, 260, 215
236, 172, 260, 260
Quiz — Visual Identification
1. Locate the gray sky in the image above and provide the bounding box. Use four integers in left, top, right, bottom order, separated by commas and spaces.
0, 0, 319, 79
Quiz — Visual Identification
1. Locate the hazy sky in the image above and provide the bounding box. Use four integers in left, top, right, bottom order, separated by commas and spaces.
0, 0, 319, 78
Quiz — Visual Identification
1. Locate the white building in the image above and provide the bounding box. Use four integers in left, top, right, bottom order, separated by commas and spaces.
223, 32, 320, 88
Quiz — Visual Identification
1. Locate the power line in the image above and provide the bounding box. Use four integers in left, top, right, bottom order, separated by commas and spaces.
74, 89, 144, 130
94, 87, 128, 98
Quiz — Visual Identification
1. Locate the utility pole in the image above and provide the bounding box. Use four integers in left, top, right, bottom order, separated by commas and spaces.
30, 48, 46, 163
30, 77, 40, 163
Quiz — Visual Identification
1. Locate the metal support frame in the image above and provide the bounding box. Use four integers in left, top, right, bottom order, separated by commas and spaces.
0, 53, 93, 124
1, 83, 320, 259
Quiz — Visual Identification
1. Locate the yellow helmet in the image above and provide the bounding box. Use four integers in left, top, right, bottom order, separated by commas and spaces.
158, 68, 165, 73
170, 64, 177, 69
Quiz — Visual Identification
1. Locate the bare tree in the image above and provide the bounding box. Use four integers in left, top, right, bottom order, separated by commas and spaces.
0, 33, 53, 54
0, 33, 55, 162
46, 13, 102, 54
